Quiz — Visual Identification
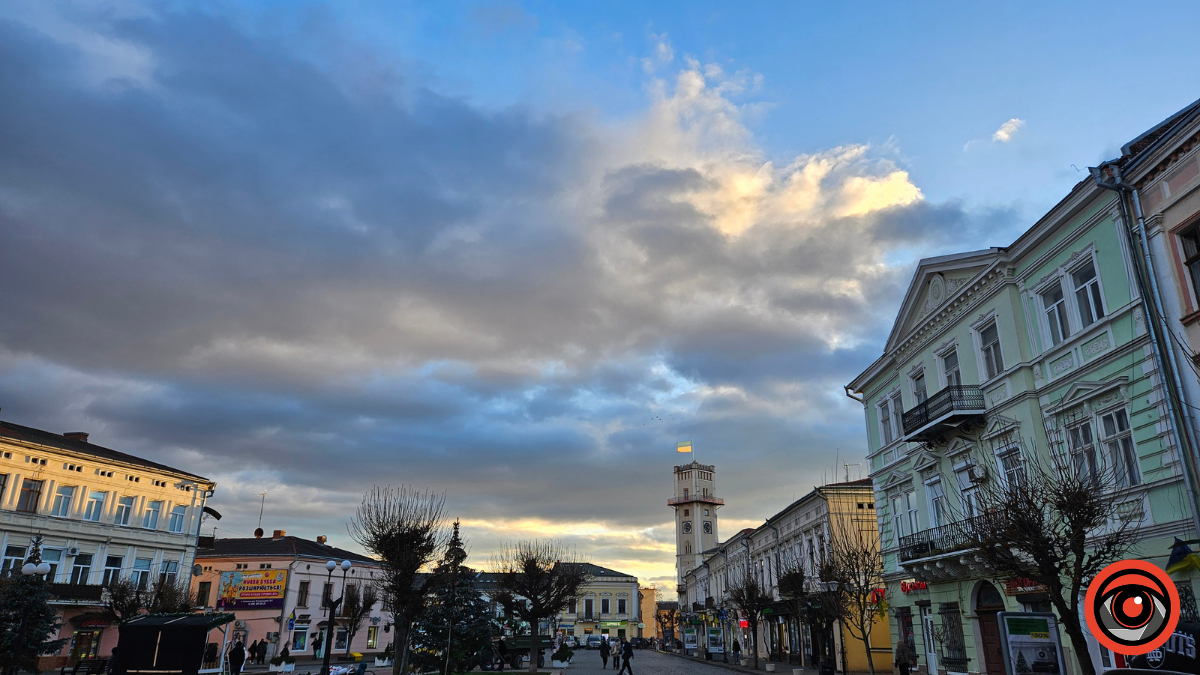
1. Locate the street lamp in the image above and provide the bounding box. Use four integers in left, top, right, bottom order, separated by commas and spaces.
320, 560, 352, 675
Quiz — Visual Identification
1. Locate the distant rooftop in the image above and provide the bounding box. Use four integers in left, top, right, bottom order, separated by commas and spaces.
196, 535, 377, 565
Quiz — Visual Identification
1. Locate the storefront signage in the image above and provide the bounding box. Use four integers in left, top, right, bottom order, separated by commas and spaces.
900, 580, 927, 594
1004, 577, 1048, 595
217, 570, 289, 610
1128, 623, 1200, 673
997, 613, 1067, 675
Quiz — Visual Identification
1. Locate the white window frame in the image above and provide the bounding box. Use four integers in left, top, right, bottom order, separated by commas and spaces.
1067, 418, 1099, 482
891, 495, 906, 545
878, 389, 905, 446
954, 465, 979, 518
168, 504, 186, 533
143, 500, 162, 530
51, 485, 76, 518
911, 369, 928, 405
1070, 257, 1107, 330
974, 316, 1005, 381
1039, 279, 1072, 347
995, 445, 1026, 487
1098, 406, 1140, 488
114, 495, 136, 526
939, 342, 962, 389
925, 476, 946, 529
84, 491, 106, 522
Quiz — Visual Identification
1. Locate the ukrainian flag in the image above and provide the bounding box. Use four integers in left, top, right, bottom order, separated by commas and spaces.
1167, 538, 1200, 574
677, 440, 693, 453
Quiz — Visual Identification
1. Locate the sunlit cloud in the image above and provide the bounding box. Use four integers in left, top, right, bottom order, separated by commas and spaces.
992, 117, 1025, 142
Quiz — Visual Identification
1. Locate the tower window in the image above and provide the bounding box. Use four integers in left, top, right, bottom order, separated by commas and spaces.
684, 509, 689, 516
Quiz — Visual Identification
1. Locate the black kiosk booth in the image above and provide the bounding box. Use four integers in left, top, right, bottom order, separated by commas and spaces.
112, 613, 236, 675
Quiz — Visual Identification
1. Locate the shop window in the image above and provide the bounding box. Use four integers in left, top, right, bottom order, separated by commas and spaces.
367, 626, 379, 649
292, 628, 309, 652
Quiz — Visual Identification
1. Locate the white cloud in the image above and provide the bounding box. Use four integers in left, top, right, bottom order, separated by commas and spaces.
992, 118, 1025, 143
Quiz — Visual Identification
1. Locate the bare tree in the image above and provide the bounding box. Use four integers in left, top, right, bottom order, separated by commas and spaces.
654, 602, 679, 652
969, 431, 1138, 675
341, 583, 380, 656
825, 518, 885, 675
103, 578, 146, 622
778, 559, 841, 672
727, 565, 773, 670
490, 540, 591, 675
147, 578, 195, 614
348, 485, 448, 675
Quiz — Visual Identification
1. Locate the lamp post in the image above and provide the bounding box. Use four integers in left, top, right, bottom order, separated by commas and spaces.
6, 553, 52, 675
320, 560, 352, 675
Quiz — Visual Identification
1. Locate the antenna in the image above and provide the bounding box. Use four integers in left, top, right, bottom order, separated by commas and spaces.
256, 491, 268, 529
844, 462, 863, 482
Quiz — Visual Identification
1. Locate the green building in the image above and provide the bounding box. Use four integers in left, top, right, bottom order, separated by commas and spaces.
847, 171, 1200, 675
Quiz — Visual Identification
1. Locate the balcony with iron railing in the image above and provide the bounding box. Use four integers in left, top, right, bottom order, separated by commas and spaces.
901, 385, 986, 442
667, 495, 725, 506
897, 515, 984, 563
47, 583, 105, 603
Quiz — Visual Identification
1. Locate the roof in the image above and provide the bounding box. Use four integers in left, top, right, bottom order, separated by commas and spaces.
0, 420, 212, 483
122, 613, 236, 628
195, 536, 377, 564
1122, 96, 1200, 161
563, 562, 638, 580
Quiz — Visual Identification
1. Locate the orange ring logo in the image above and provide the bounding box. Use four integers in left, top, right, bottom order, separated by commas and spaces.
1084, 559, 1179, 655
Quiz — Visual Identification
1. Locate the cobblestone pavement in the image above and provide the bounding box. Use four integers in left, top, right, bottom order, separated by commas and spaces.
564, 649, 741, 675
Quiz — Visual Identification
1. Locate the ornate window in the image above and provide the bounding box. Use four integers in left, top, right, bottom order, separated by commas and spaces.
942, 349, 962, 388
1180, 224, 1200, 302
1072, 261, 1105, 328
979, 320, 1005, 379
996, 446, 1025, 486
912, 370, 928, 405
1068, 421, 1099, 481
1041, 283, 1071, 346
1100, 409, 1140, 487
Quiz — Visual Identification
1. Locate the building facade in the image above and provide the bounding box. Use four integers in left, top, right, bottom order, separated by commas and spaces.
638, 586, 657, 639
554, 563, 641, 641
191, 533, 388, 661
0, 420, 215, 670
848, 169, 1200, 675
680, 479, 892, 673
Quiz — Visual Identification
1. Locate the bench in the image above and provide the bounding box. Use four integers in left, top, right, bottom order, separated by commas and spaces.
61, 659, 108, 675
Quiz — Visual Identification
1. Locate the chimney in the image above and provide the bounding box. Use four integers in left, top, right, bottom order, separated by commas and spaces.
316, 535, 327, 546
63, 432, 89, 442
272, 529, 286, 540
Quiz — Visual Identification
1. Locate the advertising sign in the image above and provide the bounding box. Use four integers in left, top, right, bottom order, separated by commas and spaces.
1003, 578, 1049, 596
682, 627, 699, 650
1127, 623, 1200, 674
217, 570, 288, 609
998, 613, 1067, 675
707, 627, 724, 653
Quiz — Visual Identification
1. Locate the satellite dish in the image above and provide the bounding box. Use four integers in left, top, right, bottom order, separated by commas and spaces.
192, 564, 204, 577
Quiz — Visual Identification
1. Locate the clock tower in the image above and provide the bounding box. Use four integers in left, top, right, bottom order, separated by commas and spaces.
669, 461, 722, 592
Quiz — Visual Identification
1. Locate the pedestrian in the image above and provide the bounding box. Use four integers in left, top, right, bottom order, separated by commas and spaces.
312, 632, 323, 659
497, 637, 509, 671
229, 641, 246, 675
618, 638, 634, 675
259, 641, 268, 665
599, 637, 611, 669
895, 643, 915, 675
732, 638, 741, 662
249, 640, 259, 667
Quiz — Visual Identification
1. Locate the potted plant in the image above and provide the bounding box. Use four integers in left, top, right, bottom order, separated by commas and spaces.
551, 645, 574, 668
269, 655, 296, 673
374, 643, 394, 667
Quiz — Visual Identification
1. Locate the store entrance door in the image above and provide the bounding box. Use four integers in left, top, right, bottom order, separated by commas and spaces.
976, 583, 1006, 675
69, 630, 102, 665
920, 606, 937, 675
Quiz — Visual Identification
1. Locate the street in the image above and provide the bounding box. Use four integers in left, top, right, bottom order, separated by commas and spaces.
564, 650, 738, 675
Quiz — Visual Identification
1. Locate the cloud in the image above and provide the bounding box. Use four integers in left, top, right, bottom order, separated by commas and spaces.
992, 118, 1025, 143
0, 9, 1012, 591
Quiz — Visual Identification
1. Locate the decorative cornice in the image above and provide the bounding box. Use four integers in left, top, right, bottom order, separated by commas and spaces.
895, 266, 1011, 359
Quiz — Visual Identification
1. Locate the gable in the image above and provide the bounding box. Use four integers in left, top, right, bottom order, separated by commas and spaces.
884, 249, 1004, 354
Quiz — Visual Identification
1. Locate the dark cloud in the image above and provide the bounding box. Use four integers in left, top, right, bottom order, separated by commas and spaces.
0, 5, 1016, 579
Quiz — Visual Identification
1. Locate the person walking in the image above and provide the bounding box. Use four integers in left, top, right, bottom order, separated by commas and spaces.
599, 637, 611, 669
617, 638, 634, 675
497, 637, 509, 671
229, 641, 246, 675
248, 640, 259, 668
732, 638, 741, 662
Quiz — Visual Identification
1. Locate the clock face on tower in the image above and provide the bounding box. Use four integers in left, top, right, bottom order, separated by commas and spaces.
703, 521, 712, 534
682, 521, 692, 534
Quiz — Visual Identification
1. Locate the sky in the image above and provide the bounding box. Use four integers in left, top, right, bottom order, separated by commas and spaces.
1, 0, 1199, 591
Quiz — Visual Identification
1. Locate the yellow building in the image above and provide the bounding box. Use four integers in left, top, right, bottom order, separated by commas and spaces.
638, 586, 657, 639
0, 419, 216, 670
554, 563, 641, 641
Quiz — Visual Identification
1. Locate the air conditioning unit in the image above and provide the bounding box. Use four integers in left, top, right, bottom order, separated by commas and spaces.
66, 547, 80, 557
235, 620, 246, 629
968, 465, 988, 482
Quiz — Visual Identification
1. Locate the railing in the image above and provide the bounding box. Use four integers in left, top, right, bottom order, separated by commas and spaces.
901, 386, 985, 436
48, 583, 105, 602
667, 496, 725, 506
898, 515, 984, 562
583, 613, 595, 621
